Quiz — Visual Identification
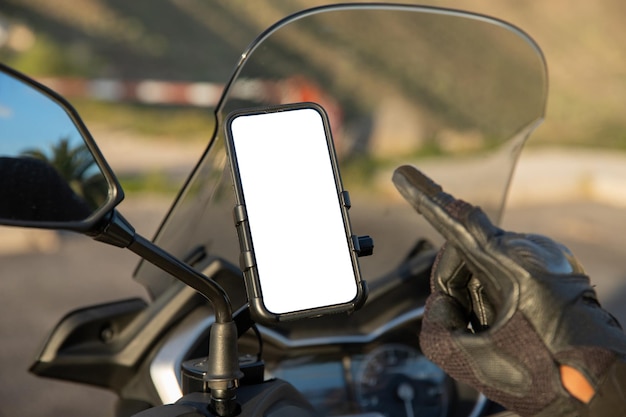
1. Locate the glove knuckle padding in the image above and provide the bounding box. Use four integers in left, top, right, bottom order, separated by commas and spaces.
518, 272, 626, 357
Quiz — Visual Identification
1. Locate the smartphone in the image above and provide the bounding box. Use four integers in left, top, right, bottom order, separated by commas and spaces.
225, 102, 366, 322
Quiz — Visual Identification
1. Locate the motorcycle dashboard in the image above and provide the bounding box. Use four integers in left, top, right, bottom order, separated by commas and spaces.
256, 323, 484, 417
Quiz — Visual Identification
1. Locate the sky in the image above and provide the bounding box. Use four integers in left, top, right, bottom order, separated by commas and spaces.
0, 70, 84, 157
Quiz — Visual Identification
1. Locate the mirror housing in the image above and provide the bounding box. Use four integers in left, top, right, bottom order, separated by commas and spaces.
0, 63, 124, 232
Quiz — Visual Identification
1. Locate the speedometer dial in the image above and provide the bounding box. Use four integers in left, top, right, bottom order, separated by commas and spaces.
356, 344, 450, 417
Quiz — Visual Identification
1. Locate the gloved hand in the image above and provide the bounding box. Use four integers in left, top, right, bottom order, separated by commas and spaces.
392, 165, 626, 417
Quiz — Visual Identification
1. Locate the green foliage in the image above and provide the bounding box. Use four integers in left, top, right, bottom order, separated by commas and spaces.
73, 99, 216, 139
119, 172, 183, 196
21, 137, 93, 182
3, 34, 98, 77
21, 137, 108, 208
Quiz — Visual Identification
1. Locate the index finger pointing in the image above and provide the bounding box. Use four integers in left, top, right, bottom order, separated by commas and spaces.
392, 165, 500, 253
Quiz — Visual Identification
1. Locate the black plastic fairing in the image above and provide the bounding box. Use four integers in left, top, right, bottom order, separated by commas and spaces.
30, 284, 199, 391
30, 256, 247, 396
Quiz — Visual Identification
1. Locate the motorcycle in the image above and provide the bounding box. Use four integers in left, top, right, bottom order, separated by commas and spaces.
0, 4, 548, 416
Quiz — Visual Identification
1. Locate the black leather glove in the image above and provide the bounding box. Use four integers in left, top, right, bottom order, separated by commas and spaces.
392, 165, 626, 417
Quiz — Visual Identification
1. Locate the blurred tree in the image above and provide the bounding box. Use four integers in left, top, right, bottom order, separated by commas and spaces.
22, 137, 106, 208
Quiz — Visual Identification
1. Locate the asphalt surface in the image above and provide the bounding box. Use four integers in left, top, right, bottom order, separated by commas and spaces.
1, 149, 626, 416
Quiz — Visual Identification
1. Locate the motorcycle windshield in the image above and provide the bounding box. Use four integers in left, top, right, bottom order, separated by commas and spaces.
135, 5, 547, 298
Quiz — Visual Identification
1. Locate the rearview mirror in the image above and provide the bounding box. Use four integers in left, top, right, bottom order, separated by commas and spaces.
0, 64, 123, 231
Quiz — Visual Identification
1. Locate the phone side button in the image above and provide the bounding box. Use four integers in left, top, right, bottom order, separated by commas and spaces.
340, 190, 351, 209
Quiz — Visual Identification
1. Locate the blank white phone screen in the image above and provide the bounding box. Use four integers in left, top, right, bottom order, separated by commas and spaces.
230, 108, 358, 314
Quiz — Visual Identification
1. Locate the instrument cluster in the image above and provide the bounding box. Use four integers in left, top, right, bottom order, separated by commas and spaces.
267, 343, 454, 417
259, 314, 487, 417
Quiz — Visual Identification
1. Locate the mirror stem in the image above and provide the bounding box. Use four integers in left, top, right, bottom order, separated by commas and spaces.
129, 234, 233, 323
92, 210, 233, 323
92, 211, 241, 414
